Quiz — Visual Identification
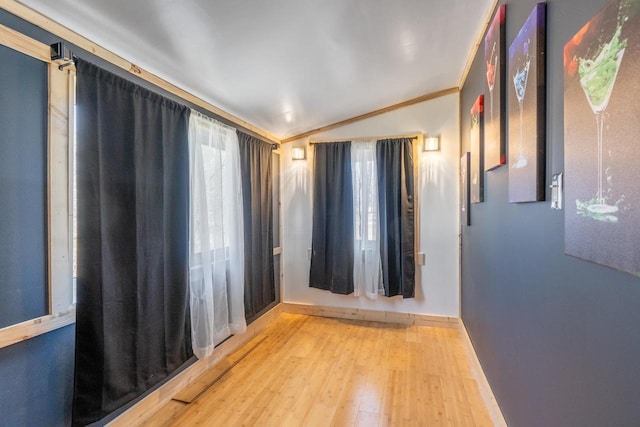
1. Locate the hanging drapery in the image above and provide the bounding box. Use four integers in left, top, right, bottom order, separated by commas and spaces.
351, 141, 384, 299
74, 59, 192, 426
377, 137, 416, 298
189, 111, 246, 359
237, 131, 275, 320
309, 142, 354, 294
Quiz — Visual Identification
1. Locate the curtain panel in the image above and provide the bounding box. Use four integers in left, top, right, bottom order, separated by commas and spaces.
376, 138, 416, 298
188, 111, 246, 359
351, 141, 384, 299
237, 131, 276, 320
309, 142, 355, 294
74, 59, 192, 426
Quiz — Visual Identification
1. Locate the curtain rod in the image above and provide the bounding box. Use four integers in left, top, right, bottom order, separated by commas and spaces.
308, 133, 423, 144
50, 41, 280, 149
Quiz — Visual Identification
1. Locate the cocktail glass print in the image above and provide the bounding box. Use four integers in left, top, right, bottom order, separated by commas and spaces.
508, 3, 545, 203
575, 5, 629, 222
564, 0, 640, 275
512, 39, 531, 169
486, 42, 498, 123
484, 4, 506, 172
471, 113, 479, 188
470, 95, 484, 203
461, 152, 471, 226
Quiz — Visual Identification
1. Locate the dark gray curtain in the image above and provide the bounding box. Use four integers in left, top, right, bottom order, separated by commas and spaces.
237, 131, 275, 320
309, 142, 354, 294
377, 138, 415, 298
73, 59, 193, 426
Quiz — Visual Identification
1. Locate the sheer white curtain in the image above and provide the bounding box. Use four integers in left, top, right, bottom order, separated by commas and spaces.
351, 141, 384, 299
189, 110, 246, 359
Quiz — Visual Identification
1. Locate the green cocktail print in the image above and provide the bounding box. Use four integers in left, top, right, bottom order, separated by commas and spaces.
576, 21, 627, 221
579, 25, 627, 113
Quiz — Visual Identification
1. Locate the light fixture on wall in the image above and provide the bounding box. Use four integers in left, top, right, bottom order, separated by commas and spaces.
291, 146, 306, 160
423, 136, 440, 152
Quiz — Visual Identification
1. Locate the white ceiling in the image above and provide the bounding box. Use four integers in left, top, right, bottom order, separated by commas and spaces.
19, 0, 494, 140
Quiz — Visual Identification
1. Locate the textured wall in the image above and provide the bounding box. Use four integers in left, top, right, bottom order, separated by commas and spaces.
0, 326, 75, 426
0, 9, 74, 427
461, 1, 640, 426
282, 93, 461, 317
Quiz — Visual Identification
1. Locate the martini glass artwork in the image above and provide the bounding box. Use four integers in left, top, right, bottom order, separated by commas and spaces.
486, 42, 498, 123
461, 159, 467, 214
471, 112, 479, 188
576, 22, 627, 220
511, 39, 531, 169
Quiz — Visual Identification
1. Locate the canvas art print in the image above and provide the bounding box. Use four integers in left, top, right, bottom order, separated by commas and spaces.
508, 3, 546, 203
564, 0, 640, 275
461, 152, 471, 226
470, 95, 484, 204
484, 4, 506, 171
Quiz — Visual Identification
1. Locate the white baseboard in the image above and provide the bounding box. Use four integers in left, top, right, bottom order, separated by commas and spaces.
459, 319, 508, 427
281, 302, 459, 328
108, 303, 283, 426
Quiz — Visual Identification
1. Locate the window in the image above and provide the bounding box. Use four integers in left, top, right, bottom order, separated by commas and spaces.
351, 141, 383, 298
194, 143, 228, 253
188, 111, 246, 358
272, 149, 282, 301
352, 159, 379, 243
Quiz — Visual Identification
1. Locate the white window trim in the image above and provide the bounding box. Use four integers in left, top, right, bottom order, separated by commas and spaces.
0, 26, 75, 350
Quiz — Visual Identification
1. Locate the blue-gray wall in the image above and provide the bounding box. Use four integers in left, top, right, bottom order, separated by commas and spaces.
0, 9, 75, 427
0, 42, 48, 330
0, 326, 75, 426
461, 1, 640, 426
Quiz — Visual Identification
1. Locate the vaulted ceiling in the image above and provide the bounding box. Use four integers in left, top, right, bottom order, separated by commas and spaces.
18, 0, 495, 139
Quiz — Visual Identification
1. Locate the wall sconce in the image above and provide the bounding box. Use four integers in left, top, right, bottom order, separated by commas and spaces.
291, 146, 306, 160
423, 136, 440, 152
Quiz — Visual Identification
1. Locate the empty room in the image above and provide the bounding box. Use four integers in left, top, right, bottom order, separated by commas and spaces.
1, 0, 639, 426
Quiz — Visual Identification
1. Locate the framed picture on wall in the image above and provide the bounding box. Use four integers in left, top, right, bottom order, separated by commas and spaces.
484, 4, 506, 171
508, 2, 546, 203
564, 0, 640, 275
470, 95, 484, 204
461, 152, 471, 226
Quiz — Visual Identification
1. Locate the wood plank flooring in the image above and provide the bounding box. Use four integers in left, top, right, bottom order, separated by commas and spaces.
141, 313, 494, 427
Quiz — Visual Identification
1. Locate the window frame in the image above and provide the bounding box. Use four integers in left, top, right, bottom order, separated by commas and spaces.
193, 142, 233, 254
0, 26, 75, 350
352, 157, 380, 245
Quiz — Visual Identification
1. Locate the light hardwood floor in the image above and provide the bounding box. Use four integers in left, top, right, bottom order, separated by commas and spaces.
141, 313, 494, 427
